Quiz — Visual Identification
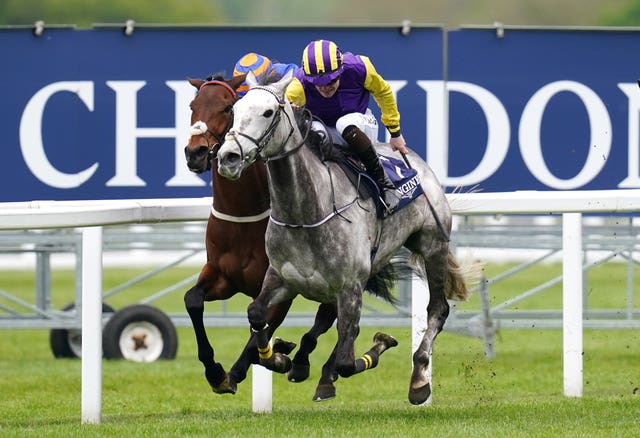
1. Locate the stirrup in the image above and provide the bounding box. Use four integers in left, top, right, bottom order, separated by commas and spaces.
380, 189, 400, 217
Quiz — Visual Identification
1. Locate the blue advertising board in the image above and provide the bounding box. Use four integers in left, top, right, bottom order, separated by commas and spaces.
446, 27, 640, 192
0, 26, 442, 201
0, 25, 638, 201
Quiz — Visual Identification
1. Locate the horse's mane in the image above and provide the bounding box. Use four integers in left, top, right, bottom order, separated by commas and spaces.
262, 70, 283, 86
252, 73, 348, 163
290, 106, 352, 165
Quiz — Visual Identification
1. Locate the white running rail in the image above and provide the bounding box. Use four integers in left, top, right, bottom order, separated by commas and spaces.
2, 189, 640, 422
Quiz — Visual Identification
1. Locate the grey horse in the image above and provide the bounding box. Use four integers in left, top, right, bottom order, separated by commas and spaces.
217, 70, 472, 405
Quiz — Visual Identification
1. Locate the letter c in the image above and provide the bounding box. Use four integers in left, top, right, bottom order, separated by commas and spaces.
20, 81, 98, 189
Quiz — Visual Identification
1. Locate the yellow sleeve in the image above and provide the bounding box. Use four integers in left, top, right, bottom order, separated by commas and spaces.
285, 77, 306, 106
361, 56, 401, 136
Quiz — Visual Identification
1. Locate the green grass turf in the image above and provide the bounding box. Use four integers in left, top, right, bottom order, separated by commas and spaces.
0, 263, 638, 436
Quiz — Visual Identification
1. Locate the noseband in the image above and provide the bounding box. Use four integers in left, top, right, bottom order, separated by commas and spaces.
191, 80, 238, 164
225, 86, 308, 165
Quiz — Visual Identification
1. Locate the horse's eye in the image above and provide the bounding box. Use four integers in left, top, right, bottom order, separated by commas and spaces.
224, 105, 232, 113
263, 109, 274, 118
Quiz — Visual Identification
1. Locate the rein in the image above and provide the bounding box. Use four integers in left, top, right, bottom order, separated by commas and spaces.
225, 86, 308, 164
226, 85, 358, 229
399, 153, 450, 242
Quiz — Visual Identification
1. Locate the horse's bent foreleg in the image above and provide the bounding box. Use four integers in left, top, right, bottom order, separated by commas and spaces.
354, 331, 399, 373
227, 300, 295, 385
311, 331, 398, 402
184, 285, 233, 394
247, 268, 292, 373
409, 254, 450, 405
288, 302, 337, 383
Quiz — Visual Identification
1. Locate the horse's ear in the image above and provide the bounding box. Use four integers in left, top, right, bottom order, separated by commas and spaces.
279, 68, 294, 84
228, 73, 246, 92
246, 70, 259, 89
188, 77, 204, 90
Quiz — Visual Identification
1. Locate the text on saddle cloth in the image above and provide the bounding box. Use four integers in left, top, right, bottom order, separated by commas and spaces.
342, 153, 424, 218
379, 154, 423, 205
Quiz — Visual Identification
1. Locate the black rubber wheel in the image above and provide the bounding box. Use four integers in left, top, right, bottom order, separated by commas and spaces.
102, 304, 177, 362
49, 302, 115, 358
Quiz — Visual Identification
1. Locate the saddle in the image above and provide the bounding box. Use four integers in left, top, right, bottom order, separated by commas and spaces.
306, 138, 424, 219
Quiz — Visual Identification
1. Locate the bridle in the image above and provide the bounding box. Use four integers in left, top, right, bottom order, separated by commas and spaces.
191, 80, 238, 166
224, 86, 309, 165
224, 85, 354, 229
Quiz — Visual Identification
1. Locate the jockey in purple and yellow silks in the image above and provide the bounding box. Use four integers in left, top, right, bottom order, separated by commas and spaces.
285, 39, 408, 214
233, 52, 297, 98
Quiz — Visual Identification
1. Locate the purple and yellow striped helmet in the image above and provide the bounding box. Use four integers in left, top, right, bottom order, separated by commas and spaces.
301, 40, 344, 86
233, 53, 273, 97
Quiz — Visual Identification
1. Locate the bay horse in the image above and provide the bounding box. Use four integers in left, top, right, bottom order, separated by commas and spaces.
183, 74, 338, 397
217, 70, 472, 405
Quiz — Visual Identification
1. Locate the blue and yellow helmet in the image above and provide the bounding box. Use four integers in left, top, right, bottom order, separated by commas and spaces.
233, 53, 273, 97
301, 40, 343, 86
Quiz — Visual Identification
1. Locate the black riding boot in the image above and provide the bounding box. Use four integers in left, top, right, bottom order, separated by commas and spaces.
342, 125, 399, 215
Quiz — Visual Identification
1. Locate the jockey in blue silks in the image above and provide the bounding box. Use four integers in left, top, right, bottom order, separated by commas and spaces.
233, 52, 298, 98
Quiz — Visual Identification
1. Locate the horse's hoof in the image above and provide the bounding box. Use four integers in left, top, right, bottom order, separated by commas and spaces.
273, 337, 297, 355
408, 383, 431, 405
287, 363, 310, 382
211, 375, 237, 395
280, 355, 293, 373
373, 332, 399, 349
261, 352, 292, 374
312, 383, 336, 402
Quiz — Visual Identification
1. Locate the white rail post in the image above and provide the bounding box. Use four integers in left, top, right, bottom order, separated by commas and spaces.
252, 358, 272, 412
411, 277, 432, 404
562, 213, 583, 397
81, 226, 103, 424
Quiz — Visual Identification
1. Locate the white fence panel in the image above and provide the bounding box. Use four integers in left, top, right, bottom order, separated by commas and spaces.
2, 189, 640, 421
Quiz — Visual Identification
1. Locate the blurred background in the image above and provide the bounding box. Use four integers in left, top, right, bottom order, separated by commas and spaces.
0, 0, 639, 28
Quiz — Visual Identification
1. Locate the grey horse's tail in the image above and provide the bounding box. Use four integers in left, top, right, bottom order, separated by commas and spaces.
409, 250, 482, 302
367, 250, 481, 303
443, 250, 480, 301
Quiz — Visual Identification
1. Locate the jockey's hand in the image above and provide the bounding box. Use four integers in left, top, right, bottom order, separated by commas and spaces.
390, 134, 409, 154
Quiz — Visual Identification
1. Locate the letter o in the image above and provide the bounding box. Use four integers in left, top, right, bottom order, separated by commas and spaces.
519, 81, 611, 189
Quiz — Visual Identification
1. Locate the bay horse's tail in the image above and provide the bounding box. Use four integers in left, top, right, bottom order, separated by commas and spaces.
365, 254, 416, 305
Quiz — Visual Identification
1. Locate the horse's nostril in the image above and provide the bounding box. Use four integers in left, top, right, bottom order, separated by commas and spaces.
223, 152, 241, 166
196, 146, 209, 158
185, 145, 209, 160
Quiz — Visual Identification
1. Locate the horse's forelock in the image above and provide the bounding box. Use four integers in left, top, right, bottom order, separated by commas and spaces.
205, 72, 226, 82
